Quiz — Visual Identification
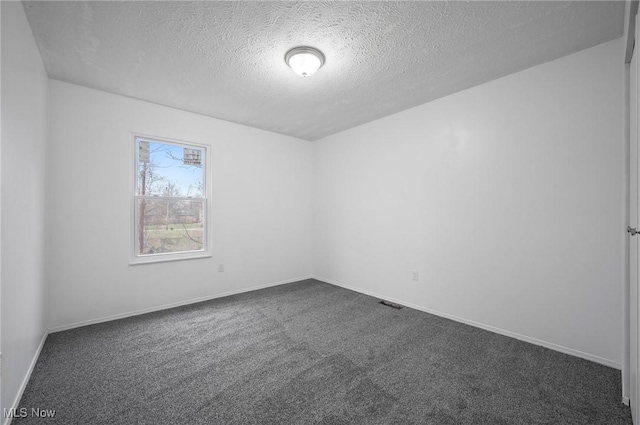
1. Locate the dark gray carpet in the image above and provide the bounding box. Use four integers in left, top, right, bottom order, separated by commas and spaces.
14, 279, 632, 424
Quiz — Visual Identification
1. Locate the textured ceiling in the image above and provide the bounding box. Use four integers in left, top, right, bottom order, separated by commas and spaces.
23, 1, 624, 141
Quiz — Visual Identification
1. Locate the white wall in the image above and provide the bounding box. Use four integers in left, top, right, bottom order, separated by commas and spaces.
1, 1, 49, 418
313, 39, 625, 367
47, 80, 313, 329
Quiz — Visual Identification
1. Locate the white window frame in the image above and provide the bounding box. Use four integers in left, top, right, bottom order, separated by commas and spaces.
130, 133, 212, 265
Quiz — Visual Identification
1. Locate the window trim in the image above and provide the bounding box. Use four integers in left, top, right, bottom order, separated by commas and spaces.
129, 132, 212, 265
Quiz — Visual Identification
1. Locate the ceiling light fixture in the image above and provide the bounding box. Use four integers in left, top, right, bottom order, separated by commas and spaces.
285, 46, 325, 77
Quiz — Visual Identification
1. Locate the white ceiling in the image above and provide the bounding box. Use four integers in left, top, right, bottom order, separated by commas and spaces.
23, 1, 624, 141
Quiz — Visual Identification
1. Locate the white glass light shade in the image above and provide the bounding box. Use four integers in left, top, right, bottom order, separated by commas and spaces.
285, 46, 325, 77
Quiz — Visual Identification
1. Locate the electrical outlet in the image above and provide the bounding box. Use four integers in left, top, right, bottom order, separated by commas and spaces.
411, 270, 419, 281
218, 264, 224, 273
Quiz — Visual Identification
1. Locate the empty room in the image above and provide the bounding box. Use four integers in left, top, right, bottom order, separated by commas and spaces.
2, 0, 640, 423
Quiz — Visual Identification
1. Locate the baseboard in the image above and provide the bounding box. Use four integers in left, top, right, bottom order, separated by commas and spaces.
315, 276, 622, 370
622, 396, 630, 406
49, 275, 313, 333
3, 332, 48, 425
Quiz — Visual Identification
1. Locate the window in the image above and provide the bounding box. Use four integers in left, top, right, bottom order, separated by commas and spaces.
132, 135, 210, 263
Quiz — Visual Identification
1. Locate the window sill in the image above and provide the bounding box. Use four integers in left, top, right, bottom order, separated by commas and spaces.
129, 253, 212, 266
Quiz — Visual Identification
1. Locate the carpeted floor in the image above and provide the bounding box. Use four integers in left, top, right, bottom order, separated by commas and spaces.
14, 279, 632, 424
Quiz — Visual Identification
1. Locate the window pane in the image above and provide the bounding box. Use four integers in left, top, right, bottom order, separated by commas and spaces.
136, 198, 204, 255
136, 138, 204, 197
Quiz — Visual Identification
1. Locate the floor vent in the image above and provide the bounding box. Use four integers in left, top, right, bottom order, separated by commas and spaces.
379, 300, 403, 309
